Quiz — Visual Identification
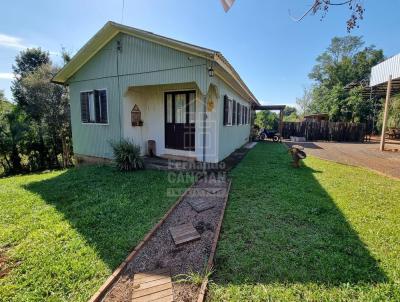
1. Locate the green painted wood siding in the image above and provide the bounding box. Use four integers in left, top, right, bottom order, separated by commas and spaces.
68, 33, 209, 159
213, 76, 251, 161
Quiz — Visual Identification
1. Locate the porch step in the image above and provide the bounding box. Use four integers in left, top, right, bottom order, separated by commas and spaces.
160, 154, 197, 162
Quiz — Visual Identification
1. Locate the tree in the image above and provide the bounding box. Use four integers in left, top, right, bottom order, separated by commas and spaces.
254, 111, 279, 130
21, 63, 72, 168
304, 36, 384, 124
11, 48, 50, 111
283, 106, 299, 122
291, 0, 365, 32
3, 47, 73, 174
296, 87, 313, 117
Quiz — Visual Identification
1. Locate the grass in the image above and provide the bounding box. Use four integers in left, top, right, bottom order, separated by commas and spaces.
208, 143, 400, 302
0, 165, 190, 302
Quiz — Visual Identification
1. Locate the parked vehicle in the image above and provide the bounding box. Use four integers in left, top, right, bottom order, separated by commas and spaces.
256, 128, 281, 142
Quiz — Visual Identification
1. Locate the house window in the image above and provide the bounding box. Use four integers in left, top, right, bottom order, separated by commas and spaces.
223, 95, 233, 126
232, 100, 237, 125
237, 103, 242, 125
80, 90, 108, 124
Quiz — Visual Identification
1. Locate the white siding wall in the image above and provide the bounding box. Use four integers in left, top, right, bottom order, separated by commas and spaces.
213, 77, 251, 162
122, 83, 218, 162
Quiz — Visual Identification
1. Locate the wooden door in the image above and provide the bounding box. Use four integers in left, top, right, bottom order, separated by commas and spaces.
165, 91, 195, 151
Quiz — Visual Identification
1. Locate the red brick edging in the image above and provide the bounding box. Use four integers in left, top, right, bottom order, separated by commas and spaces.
197, 180, 232, 302
87, 184, 195, 302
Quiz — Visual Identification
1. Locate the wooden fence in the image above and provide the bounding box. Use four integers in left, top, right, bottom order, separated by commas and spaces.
282, 121, 366, 142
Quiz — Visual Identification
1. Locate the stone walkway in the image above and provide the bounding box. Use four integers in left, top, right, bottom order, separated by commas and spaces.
103, 176, 229, 302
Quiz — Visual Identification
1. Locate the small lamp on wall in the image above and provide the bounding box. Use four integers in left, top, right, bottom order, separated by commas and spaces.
208, 65, 214, 77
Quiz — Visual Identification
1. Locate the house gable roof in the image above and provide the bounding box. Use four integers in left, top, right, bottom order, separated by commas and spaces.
53, 21, 259, 105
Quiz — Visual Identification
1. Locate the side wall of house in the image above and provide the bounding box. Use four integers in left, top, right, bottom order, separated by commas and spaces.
68, 33, 209, 159
213, 77, 251, 162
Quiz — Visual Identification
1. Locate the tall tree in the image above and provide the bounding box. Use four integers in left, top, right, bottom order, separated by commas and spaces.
11, 48, 50, 111
254, 111, 279, 130
21, 64, 72, 168
305, 36, 384, 123
296, 87, 313, 117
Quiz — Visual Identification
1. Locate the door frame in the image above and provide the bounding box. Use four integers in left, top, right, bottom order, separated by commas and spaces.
164, 90, 196, 151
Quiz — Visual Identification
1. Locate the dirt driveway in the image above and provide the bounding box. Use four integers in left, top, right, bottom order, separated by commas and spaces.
285, 140, 400, 179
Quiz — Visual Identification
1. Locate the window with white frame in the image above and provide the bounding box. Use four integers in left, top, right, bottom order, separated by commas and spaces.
223, 95, 233, 126
80, 90, 108, 124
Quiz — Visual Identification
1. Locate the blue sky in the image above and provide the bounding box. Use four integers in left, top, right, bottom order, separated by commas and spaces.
0, 0, 399, 106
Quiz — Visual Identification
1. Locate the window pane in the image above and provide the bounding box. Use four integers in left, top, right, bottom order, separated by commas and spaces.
166, 94, 173, 123
175, 94, 185, 124
88, 92, 95, 122
80, 92, 89, 122
99, 90, 108, 123
228, 100, 233, 125
188, 93, 195, 123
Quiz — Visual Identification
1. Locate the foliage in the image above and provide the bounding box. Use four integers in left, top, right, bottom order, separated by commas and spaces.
303, 36, 384, 124
174, 267, 214, 286
254, 111, 279, 130
2, 48, 73, 175
0, 165, 191, 301
296, 87, 313, 117
299, 0, 365, 32
20, 63, 72, 168
209, 143, 400, 301
283, 106, 299, 122
111, 139, 145, 171
377, 94, 400, 130
11, 48, 50, 110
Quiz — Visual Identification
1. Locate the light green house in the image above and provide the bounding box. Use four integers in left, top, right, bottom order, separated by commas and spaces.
53, 22, 259, 163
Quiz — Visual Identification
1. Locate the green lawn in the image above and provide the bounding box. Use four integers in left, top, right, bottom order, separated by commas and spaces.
0, 166, 190, 302
209, 143, 400, 302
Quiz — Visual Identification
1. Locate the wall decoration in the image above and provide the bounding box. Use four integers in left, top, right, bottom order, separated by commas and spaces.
131, 104, 143, 126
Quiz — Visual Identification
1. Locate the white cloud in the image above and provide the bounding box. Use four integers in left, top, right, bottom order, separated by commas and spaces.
0, 33, 30, 49
0, 72, 14, 80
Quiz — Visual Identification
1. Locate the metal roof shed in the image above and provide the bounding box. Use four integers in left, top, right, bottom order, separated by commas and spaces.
370, 54, 400, 151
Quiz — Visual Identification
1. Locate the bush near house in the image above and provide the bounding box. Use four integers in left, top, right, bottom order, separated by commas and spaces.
110, 139, 145, 171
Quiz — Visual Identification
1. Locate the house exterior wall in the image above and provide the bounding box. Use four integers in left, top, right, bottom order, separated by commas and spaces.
122, 83, 207, 160
67, 32, 252, 163
213, 76, 251, 162
68, 33, 211, 160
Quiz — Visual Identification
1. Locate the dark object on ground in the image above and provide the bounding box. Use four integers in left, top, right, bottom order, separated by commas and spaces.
289, 145, 307, 168
257, 128, 281, 142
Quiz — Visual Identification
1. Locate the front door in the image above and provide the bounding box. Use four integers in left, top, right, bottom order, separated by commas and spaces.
165, 91, 195, 151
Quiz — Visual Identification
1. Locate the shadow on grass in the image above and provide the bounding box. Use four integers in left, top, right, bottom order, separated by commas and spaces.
214, 142, 387, 286
24, 165, 185, 270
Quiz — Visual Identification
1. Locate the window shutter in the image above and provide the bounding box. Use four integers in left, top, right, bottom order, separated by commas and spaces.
223, 95, 229, 125
100, 90, 108, 123
232, 100, 236, 125
80, 92, 89, 122
94, 90, 100, 123
245, 107, 248, 124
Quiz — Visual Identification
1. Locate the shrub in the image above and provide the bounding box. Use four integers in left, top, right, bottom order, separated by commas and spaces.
110, 139, 144, 171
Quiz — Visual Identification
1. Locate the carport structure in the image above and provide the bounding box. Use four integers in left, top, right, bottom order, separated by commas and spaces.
253, 104, 286, 134
370, 54, 400, 151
